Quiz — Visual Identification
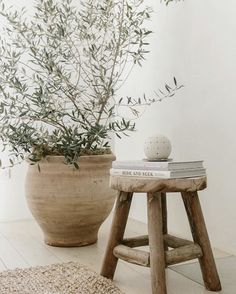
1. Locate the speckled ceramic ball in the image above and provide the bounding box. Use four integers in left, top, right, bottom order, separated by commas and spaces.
144, 135, 172, 160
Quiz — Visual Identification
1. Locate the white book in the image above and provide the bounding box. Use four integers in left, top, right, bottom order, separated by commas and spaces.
110, 168, 206, 179
112, 159, 204, 171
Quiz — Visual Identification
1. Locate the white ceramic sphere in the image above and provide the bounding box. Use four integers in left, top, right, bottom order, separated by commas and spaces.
144, 135, 172, 160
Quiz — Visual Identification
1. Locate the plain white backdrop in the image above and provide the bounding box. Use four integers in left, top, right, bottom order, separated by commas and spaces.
0, 0, 236, 255
115, 0, 236, 255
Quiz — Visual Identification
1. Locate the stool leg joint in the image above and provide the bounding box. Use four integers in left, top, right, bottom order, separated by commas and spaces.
101, 189, 222, 294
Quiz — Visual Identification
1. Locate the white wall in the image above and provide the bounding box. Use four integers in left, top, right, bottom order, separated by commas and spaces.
0, 0, 35, 222
115, 0, 236, 255
0, 163, 31, 221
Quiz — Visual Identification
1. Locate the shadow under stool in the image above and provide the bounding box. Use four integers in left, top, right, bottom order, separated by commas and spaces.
101, 176, 222, 294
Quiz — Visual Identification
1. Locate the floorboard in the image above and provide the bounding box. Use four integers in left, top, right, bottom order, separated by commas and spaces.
0, 216, 232, 293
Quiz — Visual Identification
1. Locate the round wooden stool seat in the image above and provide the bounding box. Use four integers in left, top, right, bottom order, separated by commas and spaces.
110, 175, 207, 193
101, 175, 221, 294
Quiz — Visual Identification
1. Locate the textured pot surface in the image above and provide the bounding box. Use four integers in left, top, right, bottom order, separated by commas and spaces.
25, 154, 116, 247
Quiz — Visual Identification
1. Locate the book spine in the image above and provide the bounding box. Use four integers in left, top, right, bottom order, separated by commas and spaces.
110, 168, 171, 178
112, 162, 204, 171
169, 163, 203, 170
112, 165, 169, 171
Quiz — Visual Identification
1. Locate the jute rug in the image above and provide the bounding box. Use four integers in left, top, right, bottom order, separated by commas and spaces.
0, 262, 123, 294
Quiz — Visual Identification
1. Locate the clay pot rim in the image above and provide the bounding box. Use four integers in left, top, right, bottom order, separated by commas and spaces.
26, 153, 116, 164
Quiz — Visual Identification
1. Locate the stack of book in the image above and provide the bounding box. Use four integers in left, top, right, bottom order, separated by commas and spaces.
110, 159, 206, 179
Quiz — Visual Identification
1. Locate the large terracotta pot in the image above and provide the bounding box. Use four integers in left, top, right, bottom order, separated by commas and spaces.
25, 154, 116, 247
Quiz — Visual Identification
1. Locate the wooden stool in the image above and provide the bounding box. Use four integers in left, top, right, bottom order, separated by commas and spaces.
100, 176, 222, 294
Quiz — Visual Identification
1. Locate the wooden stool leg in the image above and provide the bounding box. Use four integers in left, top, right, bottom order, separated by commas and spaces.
147, 192, 167, 294
161, 192, 168, 252
182, 192, 222, 291
101, 191, 133, 280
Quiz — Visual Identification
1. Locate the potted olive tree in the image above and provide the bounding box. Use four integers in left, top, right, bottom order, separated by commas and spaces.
0, 0, 181, 246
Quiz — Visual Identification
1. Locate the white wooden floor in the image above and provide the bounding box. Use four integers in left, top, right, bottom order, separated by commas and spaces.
0, 215, 232, 294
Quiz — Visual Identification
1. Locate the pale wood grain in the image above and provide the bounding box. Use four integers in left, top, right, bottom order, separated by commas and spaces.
113, 245, 150, 267
161, 193, 168, 253
121, 234, 194, 249
0, 257, 6, 271
0, 233, 60, 267
164, 234, 193, 248
147, 192, 167, 294
0, 234, 28, 269
182, 192, 222, 291
166, 244, 202, 266
113, 243, 202, 267
101, 191, 133, 279
0, 218, 230, 294
122, 235, 149, 247
110, 176, 207, 193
